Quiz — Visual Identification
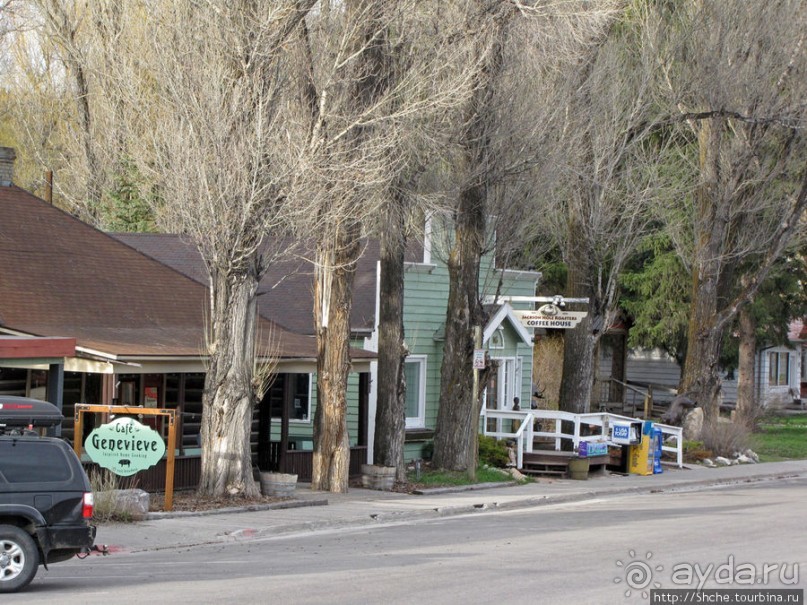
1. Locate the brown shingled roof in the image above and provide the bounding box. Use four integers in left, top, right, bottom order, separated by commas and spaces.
113, 233, 385, 337
0, 185, 322, 360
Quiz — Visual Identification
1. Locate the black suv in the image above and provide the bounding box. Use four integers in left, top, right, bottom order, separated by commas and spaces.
0, 397, 96, 592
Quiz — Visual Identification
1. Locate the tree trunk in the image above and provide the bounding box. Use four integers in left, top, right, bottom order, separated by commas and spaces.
312, 227, 361, 493
679, 267, 726, 424
679, 118, 727, 424
735, 304, 757, 427
558, 228, 597, 414
558, 319, 597, 414
373, 200, 407, 483
198, 260, 261, 498
432, 0, 512, 473
432, 185, 486, 472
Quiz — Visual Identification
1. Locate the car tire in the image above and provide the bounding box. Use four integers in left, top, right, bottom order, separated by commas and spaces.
0, 525, 40, 593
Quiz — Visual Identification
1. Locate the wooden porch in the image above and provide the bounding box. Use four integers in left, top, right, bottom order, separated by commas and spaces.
520, 450, 611, 478
261, 442, 368, 482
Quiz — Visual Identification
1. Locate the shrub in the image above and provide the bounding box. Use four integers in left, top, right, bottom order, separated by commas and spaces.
478, 435, 510, 468
700, 420, 750, 458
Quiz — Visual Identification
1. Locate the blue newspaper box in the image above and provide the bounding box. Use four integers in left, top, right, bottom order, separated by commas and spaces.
653, 425, 663, 474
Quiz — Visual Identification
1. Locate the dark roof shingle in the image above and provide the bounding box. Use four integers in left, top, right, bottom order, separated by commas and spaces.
0, 186, 324, 359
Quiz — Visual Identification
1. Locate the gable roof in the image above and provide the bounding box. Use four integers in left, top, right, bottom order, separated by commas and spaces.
483, 303, 533, 347
0, 185, 322, 361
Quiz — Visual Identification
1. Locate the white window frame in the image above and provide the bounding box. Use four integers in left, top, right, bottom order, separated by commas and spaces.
768, 352, 790, 387
491, 356, 519, 409
489, 327, 505, 350
405, 356, 427, 429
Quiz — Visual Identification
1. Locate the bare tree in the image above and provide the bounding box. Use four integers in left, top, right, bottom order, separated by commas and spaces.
120, 0, 315, 498
645, 0, 807, 422
293, 0, 473, 491
432, 0, 620, 472
369, 4, 480, 484
2, 1, 136, 224
526, 12, 664, 414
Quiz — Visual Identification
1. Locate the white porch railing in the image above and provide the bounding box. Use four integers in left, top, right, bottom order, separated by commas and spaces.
480, 408, 683, 470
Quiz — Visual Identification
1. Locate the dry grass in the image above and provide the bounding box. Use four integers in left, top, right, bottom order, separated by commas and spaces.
700, 420, 750, 458
88, 469, 133, 523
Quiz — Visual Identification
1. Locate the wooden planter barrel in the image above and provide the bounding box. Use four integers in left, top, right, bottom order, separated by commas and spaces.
360, 464, 396, 491
259, 472, 298, 497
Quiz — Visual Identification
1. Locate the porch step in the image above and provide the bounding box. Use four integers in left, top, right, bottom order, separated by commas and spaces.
521, 451, 574, 478
520, 451, 612, 478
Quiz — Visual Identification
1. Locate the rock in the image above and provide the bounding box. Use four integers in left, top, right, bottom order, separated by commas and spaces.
682, 408, 704, 441
506, 468, 526, 481
736, 454, 756, 464
97, 488, 150, 520
714, 456, 732, 466
743, 449, 760, 463
701, 458, 716, 468
662, 395, 695, 425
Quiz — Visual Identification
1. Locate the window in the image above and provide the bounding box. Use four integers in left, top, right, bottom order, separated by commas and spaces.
291, 374, 311, 421
404, 357, 426, 428
0, 441, 72, 483
489, 327, 505, 350
768, 352, 790, 387
269, 374, 312, 423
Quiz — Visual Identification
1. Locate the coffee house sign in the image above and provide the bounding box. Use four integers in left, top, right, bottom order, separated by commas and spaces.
483, 295, 590, 331
513, 305, 588, 330
84, 417, 166, 477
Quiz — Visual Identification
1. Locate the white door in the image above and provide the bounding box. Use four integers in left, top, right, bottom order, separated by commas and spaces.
486, 358, 518, 434
498, 358, 517, 410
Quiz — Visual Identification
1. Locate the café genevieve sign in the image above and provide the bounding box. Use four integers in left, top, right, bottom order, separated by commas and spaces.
84, 417, 166, 476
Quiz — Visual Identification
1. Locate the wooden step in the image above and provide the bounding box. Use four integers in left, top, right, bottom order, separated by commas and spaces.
520, 450, 613, 478
521, 467, 566, 477
521, 451, 574, 478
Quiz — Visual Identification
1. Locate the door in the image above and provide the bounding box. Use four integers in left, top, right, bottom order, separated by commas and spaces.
485, 358, 518, 433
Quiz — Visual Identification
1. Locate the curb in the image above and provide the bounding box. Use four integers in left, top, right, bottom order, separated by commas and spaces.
412, 480, 520, 495
360, 470, 807, 523
143, 497, 329, 520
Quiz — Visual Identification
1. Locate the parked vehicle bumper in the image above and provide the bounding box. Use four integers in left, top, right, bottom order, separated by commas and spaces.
35, 524, 96, 563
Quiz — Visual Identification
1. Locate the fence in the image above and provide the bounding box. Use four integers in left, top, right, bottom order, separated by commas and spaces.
481, 408, 683, 470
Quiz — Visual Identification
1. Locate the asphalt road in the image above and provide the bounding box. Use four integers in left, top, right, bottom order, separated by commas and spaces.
9, 478, 807, 605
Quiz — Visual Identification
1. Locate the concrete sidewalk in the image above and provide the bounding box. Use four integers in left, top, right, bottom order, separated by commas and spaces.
93, 460, 807, 554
